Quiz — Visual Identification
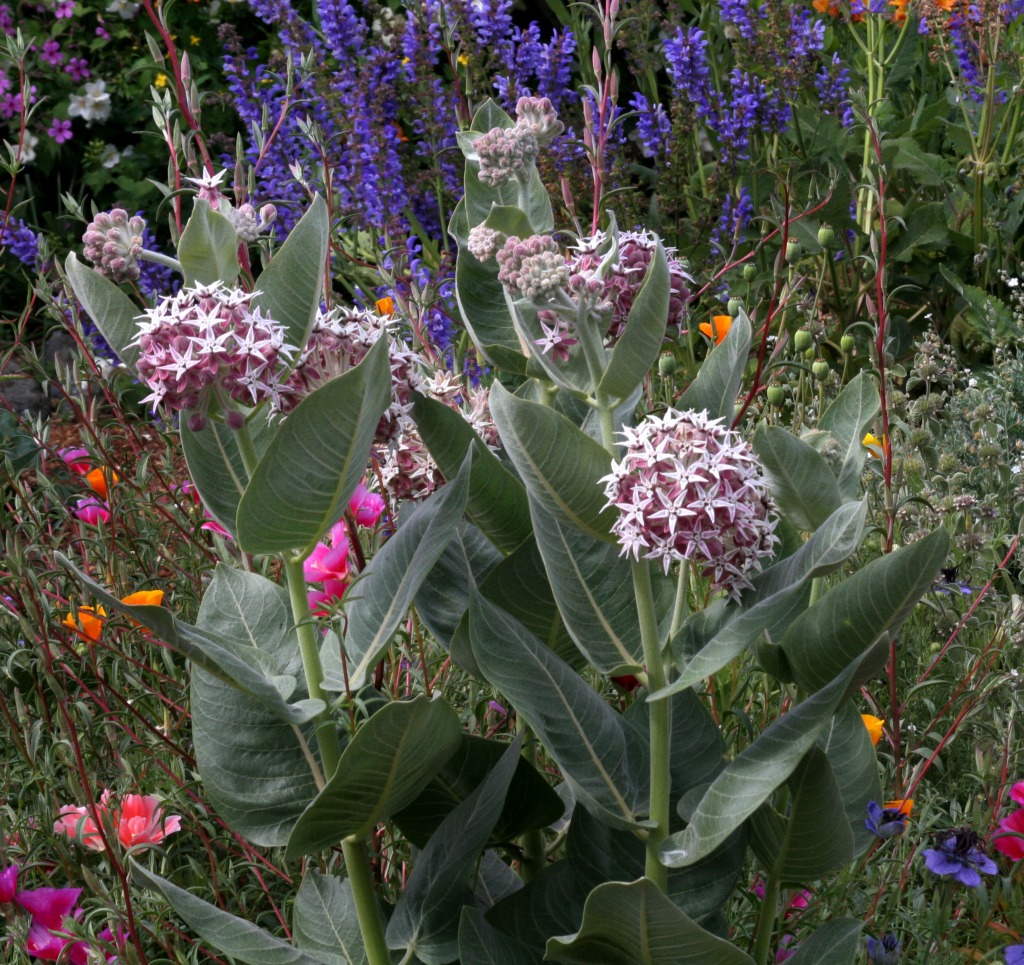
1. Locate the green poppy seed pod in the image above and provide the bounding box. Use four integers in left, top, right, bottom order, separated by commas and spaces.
817, 224, 835, 248
727, 298, 742, 317
785, 240, 801, 264
804, 346, 816, 360
794, 329, 813, 352
766, 385, 785, 406
840, 334, 856, 353
812, 360, 830, 381
742, 263, 757, 281
658, 353, 677, 377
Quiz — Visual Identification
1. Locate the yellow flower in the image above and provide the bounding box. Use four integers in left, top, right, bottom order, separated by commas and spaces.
63, 605, 107, 642
190, 35, 201, 46
862, 432, 884, 459
457, 53, 469, 66
154, 73, 169, 89
699, 315, 732, 345
861, 713, 885, 746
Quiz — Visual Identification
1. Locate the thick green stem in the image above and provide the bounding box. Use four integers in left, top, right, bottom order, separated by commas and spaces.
341, 835, 392, 965
519, 723, 547, 882
139, 249, 183, 273
283, 556, 343, 779
668, 561, 690, 643
632, 559, 670, 892
751, 866, 780, 965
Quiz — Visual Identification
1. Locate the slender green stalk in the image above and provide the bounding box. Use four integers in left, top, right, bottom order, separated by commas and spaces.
632, 559, 670, 892
341, 835, 392, 965
519, 723, 547, 882
668, 561, 690, 643
751, 866, 780, 965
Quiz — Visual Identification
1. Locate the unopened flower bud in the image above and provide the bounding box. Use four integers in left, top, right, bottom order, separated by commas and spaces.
468, 224, 503, 263
785, 240, 801, 264
82, 208, 147, 282
817, 224, 835, 248
515, 96, 564, 146
658, 353, 677, 376
766, 385, 785, 406
475, 125, 539, 188
727, 298, 742, 317
794, 330, 813, 352
840, 334, 856, 353
495, 234, 567, 302
742, 263, 757, 281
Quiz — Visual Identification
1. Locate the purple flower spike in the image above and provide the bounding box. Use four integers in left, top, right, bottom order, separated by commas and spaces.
865, 801, 908, 839
922, 827, 997, 887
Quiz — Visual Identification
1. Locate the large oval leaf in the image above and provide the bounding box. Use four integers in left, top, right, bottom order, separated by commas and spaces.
678, 310, 751, 420
64, 252, 142, 371
178, 199, 240, 286
236, 336, 391, 555
294, 871, 372, 965
819, 371, 880, 499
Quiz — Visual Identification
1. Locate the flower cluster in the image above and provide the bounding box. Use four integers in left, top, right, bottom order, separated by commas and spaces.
54, 791, 181, 852
81, 208, 146, 282
922, 825, 997, 886
600, 408, 779, 597
474, 124, 539, 188
131, 282, 296, 430
496, 234, 568, 301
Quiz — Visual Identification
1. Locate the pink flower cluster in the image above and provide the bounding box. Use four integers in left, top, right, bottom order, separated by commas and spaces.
131, 281, 296, 430
304, 482, 386, 614
54, 791, 181, 852
600, 408, 779, 599
0, 865, 121, 963
994, 780, 1024, 862
82, 208, 146, 282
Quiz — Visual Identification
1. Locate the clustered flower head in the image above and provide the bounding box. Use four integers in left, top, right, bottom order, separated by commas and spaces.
922, 826, 997, 887
496, 234, 568, 302
515, 95, 564, 145
600, 408, 779, 598
473, 124, 539, 188
467, 224, 504, 263
131, 281, 296, 430
222, 201, 278, 243
82, 208, 146, 282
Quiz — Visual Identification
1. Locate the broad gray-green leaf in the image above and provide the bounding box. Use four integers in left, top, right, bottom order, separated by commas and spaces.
678, 310, 751, 420
386, 739, 521, 964
178, 199, 240, 286
468, 592, 638, 828
654, 501, 867, 698
57, 554, 322, 725
131, 863, 321, 965
661, 657, 862, 867
818, 703, 881, 855
490, 383, 616, 542
64, 252, 142, 371
345, 457, 470, 687
784, 919, 863, 964
780, 527, 949, 692
411, 394, 531, 554
236, 336, 391, 555
753, 425, 842, 532
458, 908, 537, 965
545, 880, 754, 965
598, 241, 669, 403
294, 871, 371, 965
181, 409, 276, 538
286, 696, 462, 857
253, 195, 328, 355
819, 371, 880, 499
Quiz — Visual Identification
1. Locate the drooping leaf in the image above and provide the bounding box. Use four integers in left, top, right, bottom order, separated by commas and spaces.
544, 880, 754, 965
779, 527, 949, 692
386, 739, 522, 964
178, 199, 240, 286
64, 252, 142, 371
819, 371, 880, 499
344, 456, 470, 687
784, 919, 863, 964
294, 871, 373, 965
678, 310, 751, 420
253, 195, 328, 355
412, 393, 532, 554
236, 336, 391, 555
458, 908, 538, 965
468, 592, 639, 828
285, 697, 463, 857
131, 863, 321, 965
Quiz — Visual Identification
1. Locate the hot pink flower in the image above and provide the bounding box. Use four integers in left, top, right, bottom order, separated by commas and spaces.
73, 496, 110, 526
16, 886, 82, 929
305, 521, 350, 613
58, 447, 91, 474
0, 863, 17, 902
116, 794, 181, 848
994, 809, 1024, 862
1010, 781, 1024, 806
349, 482, 385, 526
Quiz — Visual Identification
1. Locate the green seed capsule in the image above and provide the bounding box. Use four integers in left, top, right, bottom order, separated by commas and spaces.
727, 298, 742, 317
743, 263, 757, 281
817, 224, 835, 248
840, 334, 856, 352
658, 353, 678, 376
812, 360, 830, 380
785, 240, 801, 264
794, 329, 813, 351
766, 385, 785, 406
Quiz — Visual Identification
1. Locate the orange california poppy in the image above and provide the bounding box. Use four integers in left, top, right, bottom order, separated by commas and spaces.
120, 590, 165, 608
861, 714, 885, 746
85, 468, 120, 501
63, 605, 107, 642
884, 798, 914, 816
376, 296, 395, 317
699, 315, 732, 345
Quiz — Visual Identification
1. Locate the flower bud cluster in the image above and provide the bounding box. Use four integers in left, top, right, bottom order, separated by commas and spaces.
496, 234, 568, 301
514, 95, 564, 145
475, 125, 539, 188
131, 281, 295, 430
223, 202, 278, 243
468, 225, 504, 263
600, 408, 779, 598
82, 209, 146, 282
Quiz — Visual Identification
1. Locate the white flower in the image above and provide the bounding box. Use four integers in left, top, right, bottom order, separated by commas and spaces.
67, 80, 112, 124
10, 132, 39, 164
1009, 277, 1020, 289
106, 0, 140, 17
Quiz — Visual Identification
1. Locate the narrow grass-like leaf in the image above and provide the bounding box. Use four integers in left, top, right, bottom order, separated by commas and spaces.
64, 252, 142, 371
178, 199, 240, 286
285, 697, 462, 857
236, 336, 391, 555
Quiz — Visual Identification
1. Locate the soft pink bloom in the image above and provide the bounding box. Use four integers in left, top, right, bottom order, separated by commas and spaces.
349, 482, 385, 526
116, 794, 181, 848
305, 521, 350, 613
58, 447, 91, 474
1010, 781, 1024, 806
54, 0, 76, 17
994, 809, 1024, 862
73, 496, 110, 526
0, 864, 17, 902
54, 805, 106, 851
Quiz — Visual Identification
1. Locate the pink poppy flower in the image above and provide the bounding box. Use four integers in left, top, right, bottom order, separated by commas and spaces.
54, 805, 106, 851
349, 482, 385, 526
1011, 781, 1024, 806
16, 886, 82, 929
305, 521, 350, 614
73, 496, 110, 526
116, 794, 181, 848
58, 447, 91, 474
994, 809, 1024, 862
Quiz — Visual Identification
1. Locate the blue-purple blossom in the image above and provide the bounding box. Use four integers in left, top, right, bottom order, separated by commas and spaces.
866, 934, 901, 965
711, 188, 754, 252
865, 801, 908, 839
816, 54, 854, 127
922, 827, 998, 886
0, 214, 40, 268
630, 92, 671, 157
1005, 945, 1024, 965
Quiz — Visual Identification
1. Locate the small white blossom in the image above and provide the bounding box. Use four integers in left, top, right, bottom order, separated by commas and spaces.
67, 80, 111, 124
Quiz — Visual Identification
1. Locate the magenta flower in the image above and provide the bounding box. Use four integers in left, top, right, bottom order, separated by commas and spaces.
349, 482, 385, 526
53, 0, 75, 17
1010, 781, 1024, 806
16, 886, 82, 929
58, 446, 91, 474
116, 794, 181, 848
64, 57, 90, 81
73, 496, 110, 526
305, 521, 350, 614
47, 118, 72, 144
0, 864, 17, 902
993, 809, 1024, 862
39, 40, 63, 66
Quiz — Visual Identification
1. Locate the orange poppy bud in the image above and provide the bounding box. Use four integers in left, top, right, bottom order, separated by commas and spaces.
884, 798, 913, 816
375, 296, 395, 317
85, 468, 120, 500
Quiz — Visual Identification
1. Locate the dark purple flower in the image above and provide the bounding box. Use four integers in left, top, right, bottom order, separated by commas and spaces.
922, 827, 997, 886
866, 933, 901, 965
47, 118, 72, 144
866, 801, 908, 839
39, 39, 63, 66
